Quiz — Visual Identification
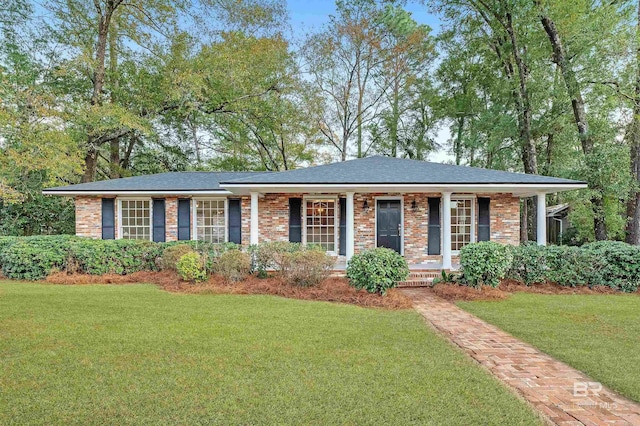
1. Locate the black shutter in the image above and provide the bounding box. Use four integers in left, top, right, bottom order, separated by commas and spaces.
339, 197, 346, 255
152, 199, 166, 242
478, 197, 491, 242
177, 199, 191, 241
101, 198, 115, 240
428, 197, 441, 255
289, 198, 302, 243
228, 199, 242, 244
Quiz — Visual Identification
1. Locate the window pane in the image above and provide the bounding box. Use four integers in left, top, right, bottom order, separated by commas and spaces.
120, 200, 150, 240
305, 200, 335, 252
451, 198, 472, 251
196, 199, 226, 243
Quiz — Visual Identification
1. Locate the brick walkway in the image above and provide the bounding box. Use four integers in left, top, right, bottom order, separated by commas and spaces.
402, 288, 640, 426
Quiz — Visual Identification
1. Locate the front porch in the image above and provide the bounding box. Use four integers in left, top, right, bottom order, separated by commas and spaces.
245, 190, 544, 268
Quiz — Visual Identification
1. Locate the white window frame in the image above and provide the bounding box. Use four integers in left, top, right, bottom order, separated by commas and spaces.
450, 195, 476, 254
302, 196, 339, 255
117, 197, 153, 241
374, 196, 404, 256
192, 197, 228, 243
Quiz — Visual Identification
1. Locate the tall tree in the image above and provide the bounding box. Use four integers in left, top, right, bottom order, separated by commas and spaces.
303, 0, 386, 161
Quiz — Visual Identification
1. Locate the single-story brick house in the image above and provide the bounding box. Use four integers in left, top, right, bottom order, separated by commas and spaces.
44, 156, 586, 269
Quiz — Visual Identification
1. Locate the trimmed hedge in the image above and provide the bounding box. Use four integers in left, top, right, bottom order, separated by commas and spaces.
0, 236, 238, 280
461, 240, 640, 292
1, 235, 78, 280
460, 242, 513, 288
346, 247, 409, 295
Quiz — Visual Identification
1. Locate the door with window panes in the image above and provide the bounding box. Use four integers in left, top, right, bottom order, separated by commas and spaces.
451, 198, 474, 251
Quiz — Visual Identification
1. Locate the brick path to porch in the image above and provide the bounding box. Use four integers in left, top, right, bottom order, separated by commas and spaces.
402, 288, 640, 426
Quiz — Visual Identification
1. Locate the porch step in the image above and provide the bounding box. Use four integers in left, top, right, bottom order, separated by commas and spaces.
330, 270, 441, 287
397, 271, 440, 288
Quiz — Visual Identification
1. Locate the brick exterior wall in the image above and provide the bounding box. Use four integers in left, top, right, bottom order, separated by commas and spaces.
75, 192, 521, 264
165, 197, 178, 242
75, 196, 103, 238
485, 193, 520, 246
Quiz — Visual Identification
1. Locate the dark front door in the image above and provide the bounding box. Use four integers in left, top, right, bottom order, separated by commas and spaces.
377, 200, 402, 254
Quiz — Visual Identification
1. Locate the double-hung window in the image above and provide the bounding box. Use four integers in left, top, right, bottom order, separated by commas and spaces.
305, 199, 336, 252
119, 199, 151, 240
451, 197, 475, 252
194, 199, 226, 243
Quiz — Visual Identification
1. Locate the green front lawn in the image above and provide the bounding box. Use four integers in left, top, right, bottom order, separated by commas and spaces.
0, 282, 539, 425
459, 293, 640, 402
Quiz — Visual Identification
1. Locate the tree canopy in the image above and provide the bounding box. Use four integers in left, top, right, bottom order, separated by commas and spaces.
1, 0, 640, 244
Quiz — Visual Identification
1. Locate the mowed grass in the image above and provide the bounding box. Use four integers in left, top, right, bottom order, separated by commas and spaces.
0, 282, 540, 425
459, 293, 640, 402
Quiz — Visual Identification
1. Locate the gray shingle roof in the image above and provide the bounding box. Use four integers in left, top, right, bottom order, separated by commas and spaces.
221, 156, 583, 185
44, 156, 585, 194
44, 172, 267, 192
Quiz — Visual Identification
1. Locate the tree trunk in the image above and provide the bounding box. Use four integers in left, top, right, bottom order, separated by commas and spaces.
505, 11, 537, 176
538, 7, 608, 240
455, 115, 464, 165
626, 1, 640, 245
390, 79, 400, 157
81, 1, 116, 183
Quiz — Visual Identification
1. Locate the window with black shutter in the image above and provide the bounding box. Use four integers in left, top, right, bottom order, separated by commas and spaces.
177, 199, 191, 241
101, 198, 115, 240
289, 198, 302, 243
428, 197, 441, 255
477, 197, 491, 242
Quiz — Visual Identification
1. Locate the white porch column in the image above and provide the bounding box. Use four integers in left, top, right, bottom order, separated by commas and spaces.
250, 192, 259, 245
537, 192, 547, 246
345, 192, 355, 261
442, 192, 452, 270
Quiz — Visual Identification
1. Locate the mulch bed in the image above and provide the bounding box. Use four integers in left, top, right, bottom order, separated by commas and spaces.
45, 271, 413, 310
432, 279, 632, 302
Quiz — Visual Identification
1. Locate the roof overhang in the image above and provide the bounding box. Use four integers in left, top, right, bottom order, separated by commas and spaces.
42, 190, 233, 196
219, 182, 588, 197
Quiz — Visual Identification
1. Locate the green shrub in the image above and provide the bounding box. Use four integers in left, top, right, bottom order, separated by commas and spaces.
281, 250, 335, 287
0, 236, 18, 269
0, 235, 79, 280
69, 239, 162, 275
544, 245, 594, 288
160, 244, 195, 271
248, 242, 325, 276
248, 241, 303, 274
508, 242, 547, 285
460, 242, 513, 288
346, 248, 409, 295
215, 249, 251, 282
176, 252, 207, 283
582, 241, 640, 292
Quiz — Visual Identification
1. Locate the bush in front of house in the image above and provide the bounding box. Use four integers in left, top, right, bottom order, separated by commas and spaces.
581, 241, 640, 292
176, 252, 207, 283
160, 244, 196, 271
215, 249, 252, 282
281, 249, 335, 287
0, 236, 242, 280
248, 241, 303, 275
69, 239, 162, 275
248, 242, 326, 276
508, 242, 548, 285
0, 235, 79, 280
346, 248, 409, 296
460, 241, 513, 288
543, 245, 594, 288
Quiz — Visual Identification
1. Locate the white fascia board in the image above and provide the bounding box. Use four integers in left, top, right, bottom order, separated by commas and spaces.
219, 183, 588, 195
42, 190, 234, 196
